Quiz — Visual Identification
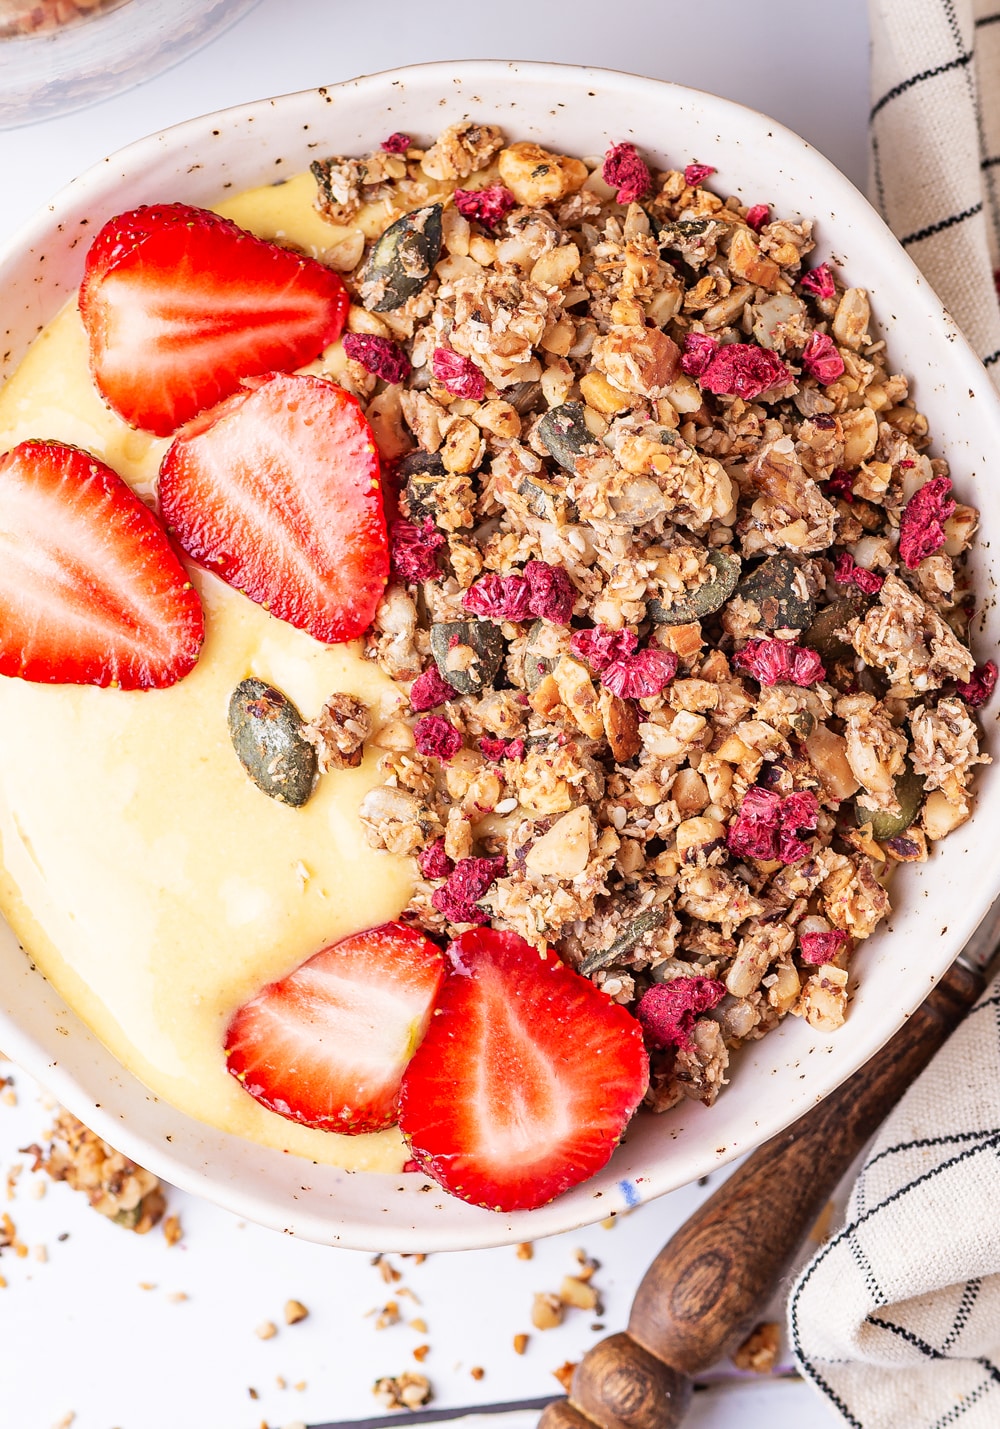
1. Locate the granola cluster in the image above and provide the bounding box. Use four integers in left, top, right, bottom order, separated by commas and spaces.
307, 122, 991, 1115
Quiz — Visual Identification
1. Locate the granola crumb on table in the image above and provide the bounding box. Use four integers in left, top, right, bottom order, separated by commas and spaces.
308, 123, 993, 1118
25, 1109, 165, 1232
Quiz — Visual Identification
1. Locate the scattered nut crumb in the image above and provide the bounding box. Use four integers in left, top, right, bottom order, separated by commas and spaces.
167, 1291, 188, 1304
513, 1333, 529, 1355
248, 1388, 259, 1401
29, 1110, 165, 1232
410, 1316, 428, 1333
732, 1320, 781, 1374
470, 1366, 485, 1381
138, 1281, 156, 1291
372, 1372, 432, 1410
162, 1215, 183, 1247
284, 1298, 309, 1325
559, 1275, 600, 1311
601, 1217, 617, 1230
372, 1253, 403, 1284
256, 1320, 278, 1341
50, 1415, 75, 1429
33, 1245, 47, 1263
531, 1292, 564, 1330
413, 1344, 430, 1362
373, 1300, 400, 1329
552, 1362, 578, 1393
515, 1242, 534, 1260
276, 1377, 286, 1391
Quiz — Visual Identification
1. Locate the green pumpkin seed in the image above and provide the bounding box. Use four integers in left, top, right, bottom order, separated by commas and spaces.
517, 474, 575, 523
536, 402, 596, 473
430, 620, 505, 696
228, 678, 317, 807
362, 204, 443, 312
733, 554, 815, 633
400, 450, 447, 521
856, 762, 925, 841
578, 906, 668, 977
522, 619, 564, 693
648, 550, 742, 625
803, 591, 870, 667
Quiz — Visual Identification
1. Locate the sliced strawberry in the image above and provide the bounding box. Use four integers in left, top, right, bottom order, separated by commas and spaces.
159, 372, 388, 644
398, 928, 649, 1212
79, 203, 349, 436
0, 439, 204, 689
224, 922, 446, 1135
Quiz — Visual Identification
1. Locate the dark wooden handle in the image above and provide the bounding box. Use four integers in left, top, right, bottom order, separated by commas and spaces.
539, 959, 985, 1429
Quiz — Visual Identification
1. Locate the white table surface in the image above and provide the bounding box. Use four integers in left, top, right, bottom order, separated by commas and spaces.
0, 4, 869, 1425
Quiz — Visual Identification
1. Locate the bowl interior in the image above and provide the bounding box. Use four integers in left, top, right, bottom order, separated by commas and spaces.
1, 60, 999, 1251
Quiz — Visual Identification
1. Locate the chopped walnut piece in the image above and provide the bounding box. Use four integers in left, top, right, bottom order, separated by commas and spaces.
732, 1321, 782, 1374
302, 693, 372, 772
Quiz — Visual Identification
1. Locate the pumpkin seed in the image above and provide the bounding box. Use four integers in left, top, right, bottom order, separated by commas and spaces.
536, 401, 595, 473
856, 762, 925, 841
578, 906, 668, 977
228, 678, 317, 807
430, 619, 505, 695
733, 554, 815, 632
400, 449, 447, 521
363, 204, 443, 312
522, 619, 566, 693
517, 473, 575, 522
803, 591, 870, 667
648, 550, 742, 625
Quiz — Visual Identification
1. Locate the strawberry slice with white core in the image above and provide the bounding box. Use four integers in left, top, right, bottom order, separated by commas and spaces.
224, 922, 446, 1135
79, 203, 349, 436
0, 439, 204, 689
159, 372, 388, 644
398, 928, 649, 1211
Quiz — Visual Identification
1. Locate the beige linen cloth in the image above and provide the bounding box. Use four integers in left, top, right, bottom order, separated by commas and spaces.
789, 3, 1000, 1424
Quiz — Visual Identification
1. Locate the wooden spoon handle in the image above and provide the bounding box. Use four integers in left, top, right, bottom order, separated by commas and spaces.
538, 958, 985, 1429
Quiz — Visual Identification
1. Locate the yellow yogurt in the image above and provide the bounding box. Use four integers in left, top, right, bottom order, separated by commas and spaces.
0, 175, 417, 1171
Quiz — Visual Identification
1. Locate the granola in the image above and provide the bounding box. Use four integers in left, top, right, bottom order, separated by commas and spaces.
312, 126, 991, 1118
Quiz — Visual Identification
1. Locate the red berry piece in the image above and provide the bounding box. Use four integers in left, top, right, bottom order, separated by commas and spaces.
398, 928, 649, 1211
0, 440, 203, 689
80, 203, 348, 436
224, 922, 446, 1135
159, 373, 388, 644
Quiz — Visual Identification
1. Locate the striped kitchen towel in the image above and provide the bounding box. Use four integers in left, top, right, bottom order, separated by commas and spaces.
868, 0, 1000, 377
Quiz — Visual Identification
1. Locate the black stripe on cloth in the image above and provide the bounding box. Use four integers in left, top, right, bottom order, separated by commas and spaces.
982, 155, 1000, 169
984, 349, 1000, 366
976, 11, 1000, 26
942, 1279, 982, 1353
870, 1317, 1000, 1392
848, 1231, 884, 1303
941, 0, 1000, 251
900, 203, 983, 247
930, 1374, 999, 1429
869, 51, 972, 120
864, 1126, 1000, 1176
789, 1134, 1000, 1429
871, 131, 888, 216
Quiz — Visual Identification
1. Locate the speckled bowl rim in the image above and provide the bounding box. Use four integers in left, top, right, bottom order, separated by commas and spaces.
1, 59, 998, 1252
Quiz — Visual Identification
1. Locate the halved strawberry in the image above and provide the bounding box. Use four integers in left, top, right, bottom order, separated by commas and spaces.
0, 439, 204, 689
398, 928, 649, 1212
159, 372, 388, 644
79, 203, 349, 436
224, 923, 446, 1135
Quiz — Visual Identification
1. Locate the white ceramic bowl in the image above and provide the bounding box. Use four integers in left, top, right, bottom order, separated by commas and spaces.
1, 61, 998, 1252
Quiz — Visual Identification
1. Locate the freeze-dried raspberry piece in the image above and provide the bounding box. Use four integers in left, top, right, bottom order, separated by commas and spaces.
727, 787, 818, 864
431, 855, 505, 925
602, 648, 678, 700
824, 468, 856, 503
414, 715, 464, 761
954, 660, 998, 708
834, 551, 885, 595
479, 735, 526, 762
418, 839, 454, 880
801, 331, 845, 385
391, 517, 445, 584
454, 185, 517, 232
727, 786, 783, 860
778, 790, 819, 864
463, 572, 532, 622
898, 475, 956, 569
799, 929, 848, 965
733, 638, 826, 687
570, 625, 638, 672
381, 132, 411, 154
636, 977, 726, 1053
684, 162, 716, 187
342, 332, 411, 384
800, 264, 836, 300
602, 142, 652, 204
699, 343, 792, 401
681, 331, 719, 379
745, 203, 770, 232
524, 560, 576, 624
410, 666, 454, 712
432, 347, 487, 400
